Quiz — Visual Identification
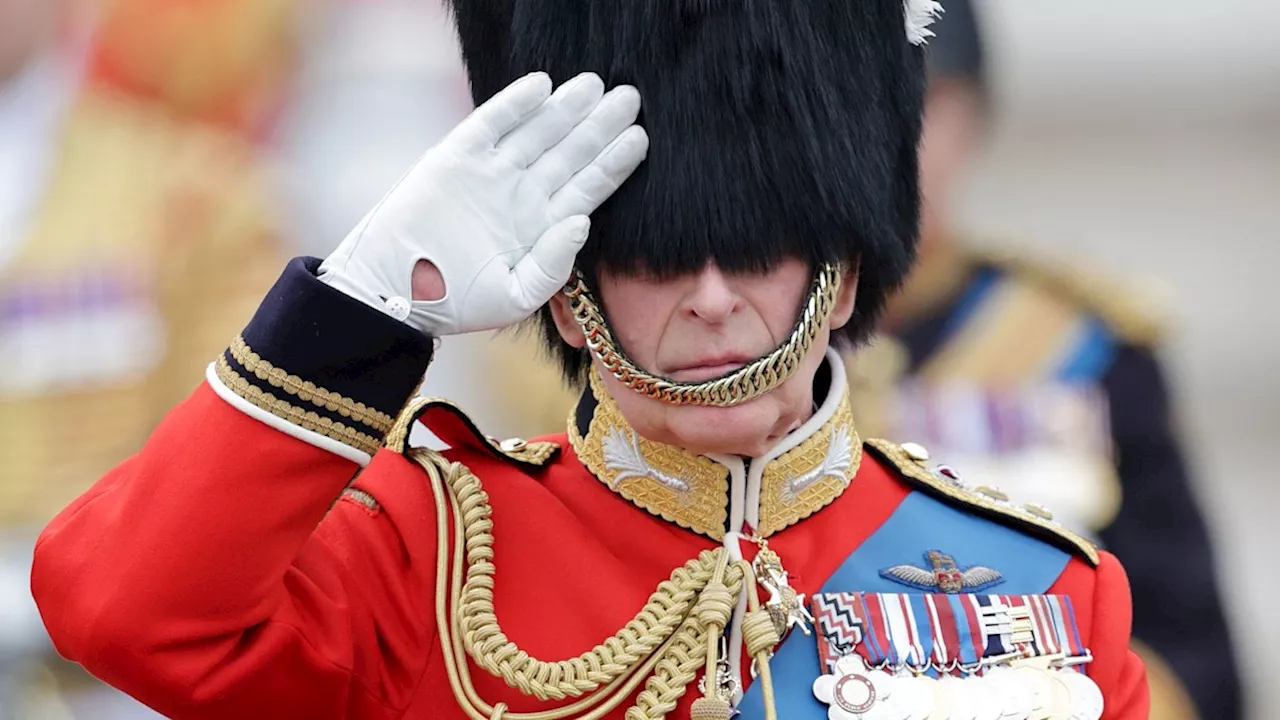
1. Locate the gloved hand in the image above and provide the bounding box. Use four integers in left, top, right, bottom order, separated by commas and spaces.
318, 71, 648, 337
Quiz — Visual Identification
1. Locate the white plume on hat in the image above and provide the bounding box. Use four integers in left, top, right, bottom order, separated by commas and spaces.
904, 0, 945, 45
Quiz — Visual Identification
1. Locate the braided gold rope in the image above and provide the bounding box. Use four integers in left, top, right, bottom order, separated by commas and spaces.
625, 561, 740, 719
563, 265, 842, 407
413, 449, 780, 719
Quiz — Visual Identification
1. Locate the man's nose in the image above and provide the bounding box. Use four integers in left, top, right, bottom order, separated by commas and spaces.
683, 264, 741, 324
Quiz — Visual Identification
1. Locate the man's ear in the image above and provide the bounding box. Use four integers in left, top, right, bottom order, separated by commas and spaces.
547, 294, 587, 348
829, 265, 860, 331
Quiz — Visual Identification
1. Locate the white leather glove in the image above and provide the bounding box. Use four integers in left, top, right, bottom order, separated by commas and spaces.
318, 71, 648, 336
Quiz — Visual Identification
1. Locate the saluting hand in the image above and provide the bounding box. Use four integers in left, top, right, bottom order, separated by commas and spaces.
318, 71, 647, 337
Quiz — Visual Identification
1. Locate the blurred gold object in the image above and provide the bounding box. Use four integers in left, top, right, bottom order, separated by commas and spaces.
0, 87, 282, 528
91, 0, 300, 132
845, 336, 909, 441
9, 660, 77, 720
1133, 640, 1199, 720
973, 247, 1169, 347
485, 329, 580, 438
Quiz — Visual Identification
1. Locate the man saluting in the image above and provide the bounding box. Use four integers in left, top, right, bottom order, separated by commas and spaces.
31, 0, 1149, 717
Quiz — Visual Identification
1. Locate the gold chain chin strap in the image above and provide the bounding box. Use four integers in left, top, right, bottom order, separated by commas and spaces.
563, 265, 842, 407
414, 449, 781, 719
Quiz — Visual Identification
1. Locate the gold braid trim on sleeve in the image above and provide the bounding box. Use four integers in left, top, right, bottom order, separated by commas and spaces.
229, 335, 395, 433
215, 355, 381, 456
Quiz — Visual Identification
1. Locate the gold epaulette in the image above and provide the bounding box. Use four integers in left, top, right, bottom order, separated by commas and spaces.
974, 247, 1168, 347
385, 397, 561, 468
865, 438, 1100, 566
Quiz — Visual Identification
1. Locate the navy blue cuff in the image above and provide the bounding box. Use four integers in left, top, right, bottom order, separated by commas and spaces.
213, 257, 434, 455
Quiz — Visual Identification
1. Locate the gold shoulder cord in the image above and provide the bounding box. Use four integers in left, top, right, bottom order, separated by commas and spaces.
564, 265, 842, 408
413, 449, 783, 719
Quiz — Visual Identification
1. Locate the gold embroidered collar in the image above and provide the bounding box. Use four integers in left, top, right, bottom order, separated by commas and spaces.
568, 352, 861, 540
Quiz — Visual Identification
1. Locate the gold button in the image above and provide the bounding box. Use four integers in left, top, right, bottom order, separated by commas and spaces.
499, 438, 527, 452
975, 485, 1010, 502
900, 442, 930, 463
1022, 503, 1054, 521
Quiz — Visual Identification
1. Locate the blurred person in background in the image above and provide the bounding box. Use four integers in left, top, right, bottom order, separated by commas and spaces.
475, 1, 1243, 718
846, 2, 1241, 718
0, 0, 293, 714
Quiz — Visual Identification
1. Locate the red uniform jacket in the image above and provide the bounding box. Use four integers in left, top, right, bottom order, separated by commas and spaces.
31, 259, 1148, 719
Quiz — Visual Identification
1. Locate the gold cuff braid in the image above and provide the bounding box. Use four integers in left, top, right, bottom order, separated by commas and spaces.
563, 265, 842, 407
228, 335, 395, 433
214, 355, 382, 455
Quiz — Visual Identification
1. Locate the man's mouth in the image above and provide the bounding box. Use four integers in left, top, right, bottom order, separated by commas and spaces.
665, 355, 753, 382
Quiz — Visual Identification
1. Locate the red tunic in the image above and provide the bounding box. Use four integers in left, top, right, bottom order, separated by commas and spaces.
30, 260, 1148, 719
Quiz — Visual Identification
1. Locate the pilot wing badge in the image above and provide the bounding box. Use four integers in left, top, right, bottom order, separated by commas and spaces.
880, 550, 1005, 594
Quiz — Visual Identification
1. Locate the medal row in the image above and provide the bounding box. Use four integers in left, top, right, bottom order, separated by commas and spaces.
811, 592, 1103, 720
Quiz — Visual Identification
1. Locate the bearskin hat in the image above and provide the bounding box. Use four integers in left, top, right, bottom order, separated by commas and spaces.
446, 0, 929, 381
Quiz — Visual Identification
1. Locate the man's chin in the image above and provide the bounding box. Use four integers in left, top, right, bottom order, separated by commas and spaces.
660, 401, 781, 457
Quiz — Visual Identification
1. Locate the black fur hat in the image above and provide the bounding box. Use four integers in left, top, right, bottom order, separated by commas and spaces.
447, 0, 928, 382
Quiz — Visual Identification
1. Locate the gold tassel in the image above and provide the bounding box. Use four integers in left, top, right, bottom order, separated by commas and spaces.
689, 697, 735, 720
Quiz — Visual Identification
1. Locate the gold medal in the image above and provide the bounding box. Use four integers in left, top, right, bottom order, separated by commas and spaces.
1012, 656, 1074, 720
1044, 672, 1073, 720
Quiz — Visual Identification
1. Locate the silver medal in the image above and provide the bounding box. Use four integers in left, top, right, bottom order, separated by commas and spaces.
865, 667, 897, 700
969, 675, 1005, 720
887, 673, 935, 720
983, 666, 1034, 720
939, 676, 979, 720
863, 690, 912, 720
1057, 669, 1103, 720
928, 675, 956, 720
1014, 666, 1054, 720
814, 655, 881, 719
